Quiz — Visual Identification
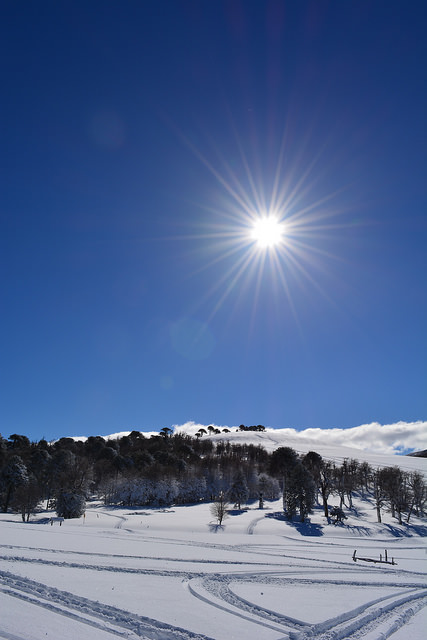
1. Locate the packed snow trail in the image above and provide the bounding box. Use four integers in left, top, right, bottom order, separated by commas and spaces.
188, 572, 427, 639
289, 590, 427, 640
0, 570, 215, 640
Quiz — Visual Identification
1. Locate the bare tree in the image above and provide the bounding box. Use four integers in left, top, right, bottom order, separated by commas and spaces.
406, 471, 426, 523
210, 492, 229, 525
373, 469, 386, 523
319, 461, 334, 518
379, 466, 408, 524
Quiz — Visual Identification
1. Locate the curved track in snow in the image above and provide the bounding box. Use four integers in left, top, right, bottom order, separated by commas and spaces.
0, 570, 214, 640
1, 501, 426, 640
189, 573, 427, 639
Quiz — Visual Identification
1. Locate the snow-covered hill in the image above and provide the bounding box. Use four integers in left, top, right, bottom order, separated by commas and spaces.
176, 425, 427, 476
73, 420, 427, 475
5, 422, 422, 639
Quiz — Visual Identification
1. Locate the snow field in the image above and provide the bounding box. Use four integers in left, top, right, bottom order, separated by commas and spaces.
0, 494, 426, 640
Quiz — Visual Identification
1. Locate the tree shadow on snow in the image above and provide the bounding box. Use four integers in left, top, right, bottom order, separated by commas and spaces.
344, 524, 372, 536
208, 523, 225, 532
227, 509, 248, 516
289, 520, 324, 536
265, 512, 324, 536
265, 511, 287, 521
27, 517, 52, 524
383, 523, 427, 538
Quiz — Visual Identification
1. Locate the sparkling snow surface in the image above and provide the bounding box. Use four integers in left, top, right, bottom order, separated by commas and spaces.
0, 449, 426, 640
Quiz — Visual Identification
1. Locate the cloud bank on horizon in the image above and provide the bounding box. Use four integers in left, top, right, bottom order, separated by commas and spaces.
172, 420, 426, 456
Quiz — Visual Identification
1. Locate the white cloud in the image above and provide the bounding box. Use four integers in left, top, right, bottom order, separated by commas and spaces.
172, 420, 427, 455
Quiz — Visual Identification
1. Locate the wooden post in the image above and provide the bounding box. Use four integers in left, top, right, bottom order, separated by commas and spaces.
353, 550, 357, 561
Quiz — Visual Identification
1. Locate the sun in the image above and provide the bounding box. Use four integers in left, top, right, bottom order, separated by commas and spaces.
250, 215, 285, 249
172, 114, 350, 326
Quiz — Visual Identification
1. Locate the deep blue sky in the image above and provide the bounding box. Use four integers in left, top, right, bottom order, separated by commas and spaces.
1, 1, 426, 441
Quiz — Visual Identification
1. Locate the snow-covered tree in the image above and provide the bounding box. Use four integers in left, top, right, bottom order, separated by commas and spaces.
56, 489, 86, 519
284, 462, 316, 522
257, 473, 280, 501
11, 473, 41, 521
228, 468, 249, 509
1, 455, 29, 513
176, 475, 207, 503
269, 446, 299, 513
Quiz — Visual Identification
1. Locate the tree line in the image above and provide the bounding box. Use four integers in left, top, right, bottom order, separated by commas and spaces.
0, 430, 425, 524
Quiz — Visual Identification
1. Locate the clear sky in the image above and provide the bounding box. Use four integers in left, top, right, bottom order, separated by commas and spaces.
1, 1, 426, 442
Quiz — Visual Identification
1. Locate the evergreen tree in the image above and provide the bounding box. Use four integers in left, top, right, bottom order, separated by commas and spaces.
269, 447, 299, 513
1, 455, 29, 513
11, 473, 41, 521
228, 468, 249, 509
284, 461, 316, 521
56, 489, 86, 519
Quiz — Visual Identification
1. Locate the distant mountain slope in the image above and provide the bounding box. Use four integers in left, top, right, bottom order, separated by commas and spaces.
408, 450, 427, 458
175, 425, 427, 476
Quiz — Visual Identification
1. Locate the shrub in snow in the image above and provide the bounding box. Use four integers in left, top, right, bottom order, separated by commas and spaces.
329, 505, 347, 524
56, 489, 86, 519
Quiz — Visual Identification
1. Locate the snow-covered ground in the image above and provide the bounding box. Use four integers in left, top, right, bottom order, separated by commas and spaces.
1, 453, 426, 640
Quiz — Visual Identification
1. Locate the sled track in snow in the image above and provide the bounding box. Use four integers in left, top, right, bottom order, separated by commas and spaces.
2, 507, 426, 640
0, 543, 291, 569
0, 570, 214, 640
246, 516, 265, 535
0, 554, 203, 579
292, 589, 427, 640
2, 544, 426, 588
189, 572, 427, 639
0, 630, 32, 640
189, 574, 309, 633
